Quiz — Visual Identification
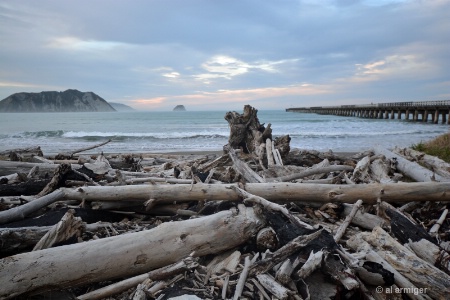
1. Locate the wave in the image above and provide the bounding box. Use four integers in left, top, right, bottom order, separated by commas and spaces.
6, 130, 228, 141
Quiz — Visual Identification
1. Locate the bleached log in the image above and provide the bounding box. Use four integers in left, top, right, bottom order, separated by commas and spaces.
429, 208, 448, 235
233, 256, 252, 300
271, 140, 282, 166
354, 226, 450, 299
341, 203, 386, 230
232, 185, 314, 230
407, 238, 450, 274
227, 147, 266, 183
296, 250, 324, 279
373, 145, 449, 182
266, 138, 275, 167
30, 156, 55, 164
347, 235, 429, 300
60, 181, 450, 205
78, 256, 198, 300
334, 199, 363, 242
256, 273, 290, 300
2, 181, 449, 225
309, 159, 330, 180
268, 164, 353, 182
393, 146, 450, 178
0, 205, 264, 299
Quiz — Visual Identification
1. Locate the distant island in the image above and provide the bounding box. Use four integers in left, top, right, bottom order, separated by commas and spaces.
0, 89, 115, 112
173, 105, 186, 111
109, 102, 135, 111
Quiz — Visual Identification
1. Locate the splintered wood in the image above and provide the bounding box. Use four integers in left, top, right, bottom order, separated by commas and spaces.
0, 105, 449, 300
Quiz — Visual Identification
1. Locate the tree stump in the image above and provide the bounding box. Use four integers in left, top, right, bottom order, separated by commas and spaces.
224, 105, 291, 162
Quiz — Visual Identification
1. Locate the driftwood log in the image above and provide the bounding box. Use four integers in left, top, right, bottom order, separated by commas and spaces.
373, 145, 449, 182
0, 205, 264, 299
1, 181, 449, 225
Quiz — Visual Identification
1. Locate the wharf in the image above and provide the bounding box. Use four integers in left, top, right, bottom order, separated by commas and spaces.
286, 100, 450, 124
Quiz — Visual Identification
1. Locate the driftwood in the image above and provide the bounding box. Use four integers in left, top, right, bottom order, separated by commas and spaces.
1, 181, 448, 225
393, 146, 450, 178
1, 105, 450, 299
0, 205, 264, 299
373, 145, 449, 182
61, 181, 450, 204
55, 139, 112, 159
348, 226, 450, 299
0, 146, 44, 162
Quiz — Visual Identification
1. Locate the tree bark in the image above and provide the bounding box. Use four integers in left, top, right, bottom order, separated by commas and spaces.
0, 205, 265, 299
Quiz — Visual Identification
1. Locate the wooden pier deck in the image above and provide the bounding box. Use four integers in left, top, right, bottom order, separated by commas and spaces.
286, 100, 450, 124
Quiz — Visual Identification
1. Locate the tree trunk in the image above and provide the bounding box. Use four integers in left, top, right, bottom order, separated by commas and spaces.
61, 181, 450, 204
0, 205, 265, 299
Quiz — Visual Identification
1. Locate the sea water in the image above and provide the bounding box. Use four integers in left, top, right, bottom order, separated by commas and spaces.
0, 110, 448, 155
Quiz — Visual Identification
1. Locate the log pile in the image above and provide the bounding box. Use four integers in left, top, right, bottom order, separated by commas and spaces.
0, 105, 449, 300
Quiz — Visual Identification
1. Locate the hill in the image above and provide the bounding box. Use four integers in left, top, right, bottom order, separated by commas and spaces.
0, 89, 116, 112
109, 102, 135, 111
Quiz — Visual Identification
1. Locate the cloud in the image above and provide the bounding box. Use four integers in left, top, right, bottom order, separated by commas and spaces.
193, 55, 300, 84
47, 36, 129, 52
0, 0, 449, 109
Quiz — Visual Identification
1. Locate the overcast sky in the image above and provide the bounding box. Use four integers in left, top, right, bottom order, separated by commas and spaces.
1, 0, 449, 111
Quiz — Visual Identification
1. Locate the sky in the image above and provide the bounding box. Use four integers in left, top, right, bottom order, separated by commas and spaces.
0, 0, 449, 111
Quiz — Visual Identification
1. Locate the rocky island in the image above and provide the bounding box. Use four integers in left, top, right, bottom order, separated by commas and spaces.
173, 105, 186, 111
0, 89, 116, 112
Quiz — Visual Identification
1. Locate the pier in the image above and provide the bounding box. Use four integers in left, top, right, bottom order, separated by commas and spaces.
286, 100, 450, 124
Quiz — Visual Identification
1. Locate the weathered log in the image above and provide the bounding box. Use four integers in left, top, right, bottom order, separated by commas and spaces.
226, 147, 265, 183
2, 181, 449, 225
340, 203, 386, 230
373, 145, 449, 182
350, 226, 450, 299
0, 205, 264, 299
347, 235, 431, 300
78, 256, 198, 300
334, 199, 363, 242
267, 165, 353, 182
406, 238, 450, 275
393, 146, 450, 178
256, 273, 291, 300
60, 181, 450, 204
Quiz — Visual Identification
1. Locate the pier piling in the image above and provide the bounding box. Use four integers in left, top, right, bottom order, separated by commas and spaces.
286, 100, 450, 125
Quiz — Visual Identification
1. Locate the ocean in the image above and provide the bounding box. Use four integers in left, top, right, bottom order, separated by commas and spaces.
0, 110, 448, 155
